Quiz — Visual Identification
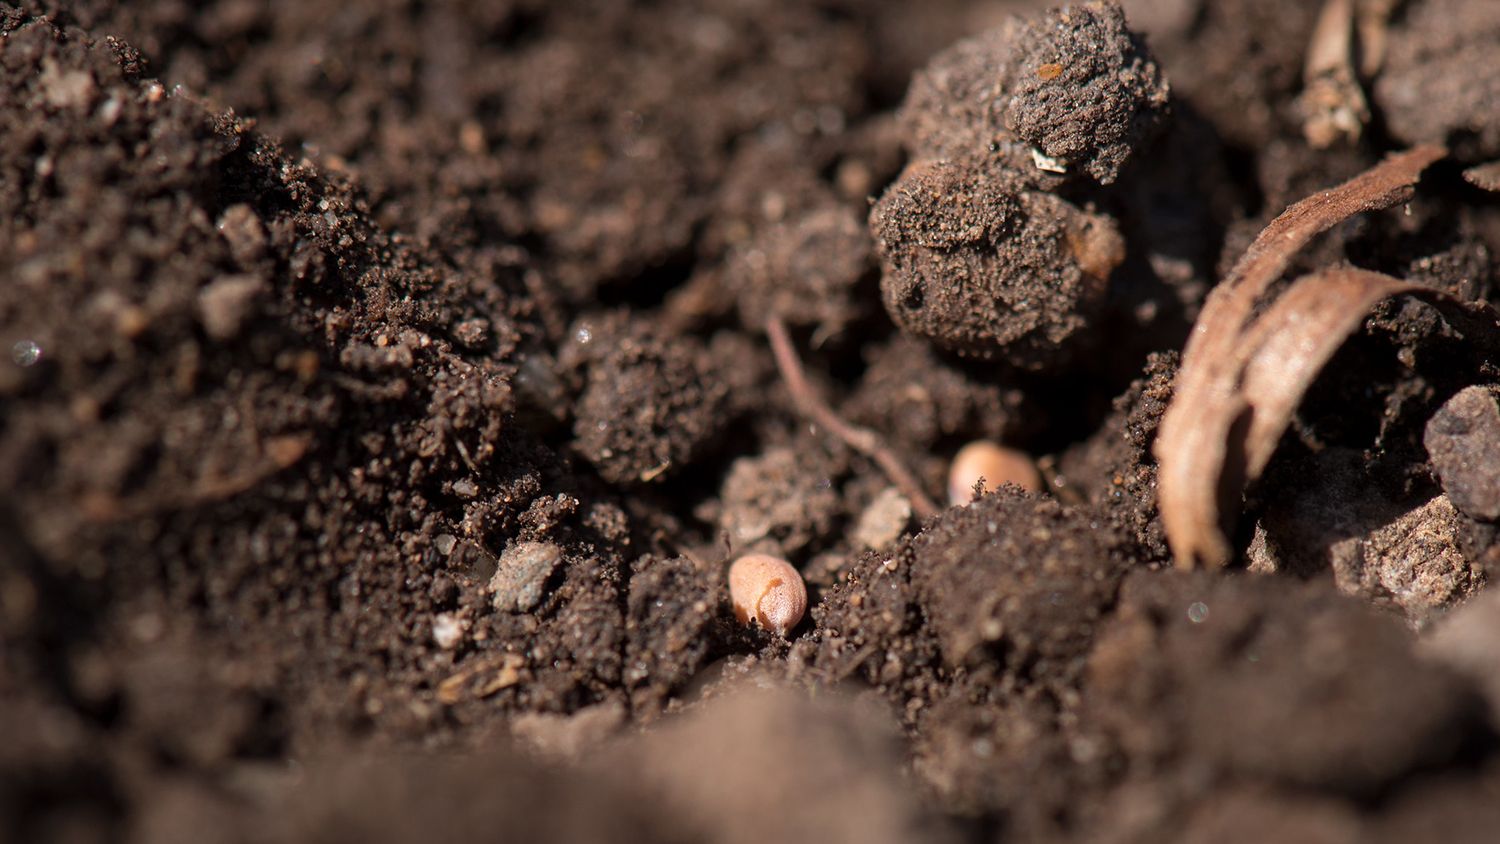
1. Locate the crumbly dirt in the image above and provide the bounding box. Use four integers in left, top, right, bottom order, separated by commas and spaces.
4, 1, 1500, 842
899, 1, 1168, 186
872, 159, 1126, 369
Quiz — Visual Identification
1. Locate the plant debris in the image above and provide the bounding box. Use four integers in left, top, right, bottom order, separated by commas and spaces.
1297, 0, 1372, 148
765, 314, 939, 519
1155, 145, 1500, 568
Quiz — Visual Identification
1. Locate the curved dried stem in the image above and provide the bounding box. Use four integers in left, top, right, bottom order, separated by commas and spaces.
765, 314, 939, 520
1155, 145, 1448, 569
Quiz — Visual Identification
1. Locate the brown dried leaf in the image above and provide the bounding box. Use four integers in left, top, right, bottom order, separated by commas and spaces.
1156, 146, 1445, 569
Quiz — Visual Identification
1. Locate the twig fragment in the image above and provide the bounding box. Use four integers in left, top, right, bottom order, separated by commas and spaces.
765, 314, 939, 519
1299, 0, 1398, 148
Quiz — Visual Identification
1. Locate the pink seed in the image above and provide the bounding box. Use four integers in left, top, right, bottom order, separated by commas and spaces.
728, 554, 807, 636
948, 440, 1041, 505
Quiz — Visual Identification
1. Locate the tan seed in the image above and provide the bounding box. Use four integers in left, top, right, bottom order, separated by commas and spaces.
728, 554, 807, 636
948, 440, 1041, 505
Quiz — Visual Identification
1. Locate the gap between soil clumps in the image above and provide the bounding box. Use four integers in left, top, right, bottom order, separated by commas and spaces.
4, 1, 1500, 842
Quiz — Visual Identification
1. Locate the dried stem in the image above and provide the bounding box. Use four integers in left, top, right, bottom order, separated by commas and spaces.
1300, 0, 1368, 148
1155, 146, 1446, 569
765, 314, 939, 519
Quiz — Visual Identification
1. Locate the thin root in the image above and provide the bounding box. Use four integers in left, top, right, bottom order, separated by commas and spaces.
765, 314, 939, 520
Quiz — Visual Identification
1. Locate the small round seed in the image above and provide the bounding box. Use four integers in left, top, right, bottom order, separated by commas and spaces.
948, 440, 1041, 505
728, 553, 807, 636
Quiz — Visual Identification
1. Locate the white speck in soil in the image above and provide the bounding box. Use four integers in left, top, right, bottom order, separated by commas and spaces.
432, 613, 464, 650
1187, 601, 1209, 623
11, 340, 41, 367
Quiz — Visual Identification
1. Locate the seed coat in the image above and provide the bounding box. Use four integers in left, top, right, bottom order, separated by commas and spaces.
728, 554, 807, 636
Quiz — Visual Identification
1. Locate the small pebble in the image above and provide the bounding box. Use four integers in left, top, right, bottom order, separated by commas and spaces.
1425, 386, 1500, 521
947, 440, 1041, 505
488, 540, 563, 613
728, 553, 807, 636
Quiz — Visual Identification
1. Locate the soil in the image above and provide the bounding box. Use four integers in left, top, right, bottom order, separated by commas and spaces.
3, 1, 1500, 842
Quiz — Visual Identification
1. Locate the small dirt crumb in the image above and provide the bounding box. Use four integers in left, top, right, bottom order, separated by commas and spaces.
1057, 351, 1177, 562
564, 313, 731, 485
196, 274, 266, 340
853, 487, 913, 551
1004, 1, 1170, 183
1359, 496, 1477, 623
1425, 386, 1500, 521
215, 203, 267, 266
624, 555, 719, 716
38, 57, 96, 110
488, 541, 563, 613
842, 335, 1029, 452
1250, 450, 1481, 624
910, 490, 1129, 680
900, 0, 1168, 184
723, 203, 873, 338
717, 445, 841, 553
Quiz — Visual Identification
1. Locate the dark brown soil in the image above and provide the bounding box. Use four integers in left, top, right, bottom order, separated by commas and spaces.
4, 1, 1500, 842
